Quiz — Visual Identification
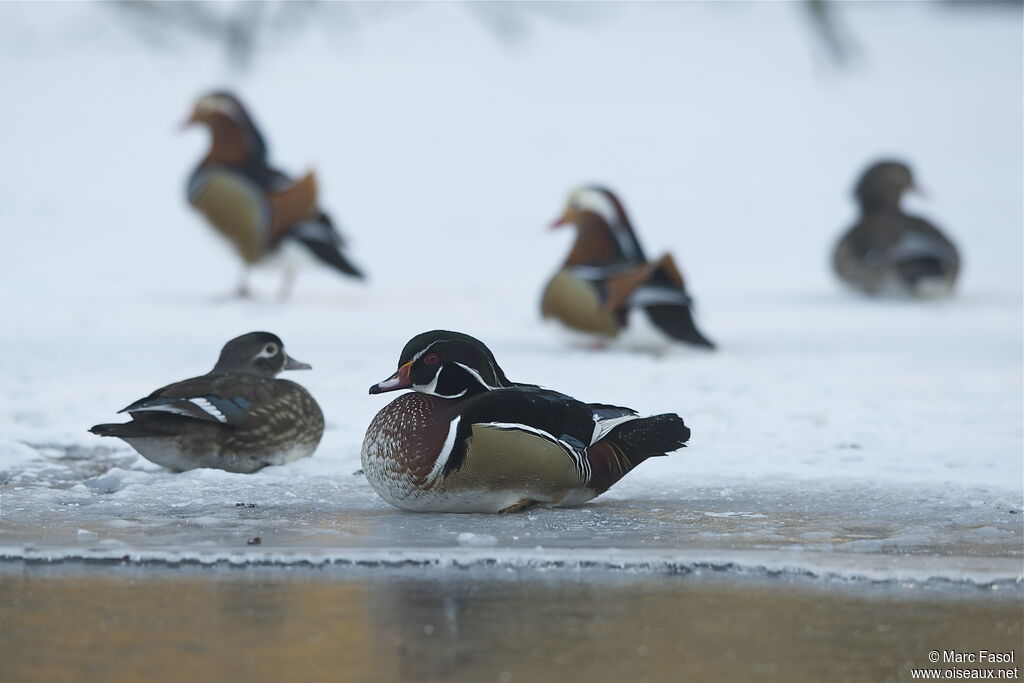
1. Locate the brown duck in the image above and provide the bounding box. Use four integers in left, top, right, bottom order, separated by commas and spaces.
90, 332, 323, 473
542, 186, 714, 350
184, 91, 364, 298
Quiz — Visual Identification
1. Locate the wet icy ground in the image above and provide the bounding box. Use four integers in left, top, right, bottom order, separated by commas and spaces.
0, 3, 1021, 588
2, 456, 1022, 586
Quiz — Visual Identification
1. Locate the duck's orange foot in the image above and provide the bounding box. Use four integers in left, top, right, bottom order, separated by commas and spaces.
499, 499, 540, 514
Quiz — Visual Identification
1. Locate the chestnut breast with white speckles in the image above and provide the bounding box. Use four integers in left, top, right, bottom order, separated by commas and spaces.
361, 392, 465, 509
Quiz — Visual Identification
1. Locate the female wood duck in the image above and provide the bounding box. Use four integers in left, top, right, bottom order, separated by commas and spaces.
833, 161, 960, 297
361, 330, 691, 513
542, 186, 715, 350
90, 332, 324, 473
184, 91, 364, 298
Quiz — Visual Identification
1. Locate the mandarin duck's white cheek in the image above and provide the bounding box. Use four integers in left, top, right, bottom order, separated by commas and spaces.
183, 90, 365, 300
89, 332, 324, 474
361, 330, 691, 514
834, 160, 960, 299
541, 185, 715, 352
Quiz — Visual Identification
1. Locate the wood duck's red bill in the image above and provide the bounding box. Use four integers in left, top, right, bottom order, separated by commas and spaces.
369, 361, 413, 394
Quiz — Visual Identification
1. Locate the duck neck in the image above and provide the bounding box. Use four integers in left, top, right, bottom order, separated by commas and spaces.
858, 189, 905, 216
203, 114, 253, 166
563, 212, 630, 267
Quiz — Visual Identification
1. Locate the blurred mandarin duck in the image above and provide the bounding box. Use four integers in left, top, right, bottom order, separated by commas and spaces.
361, 330, 691, 513
542, 186, 715, 350
90, 332, 323, 473
833, 160, 960, 298
183, 91, 364, 298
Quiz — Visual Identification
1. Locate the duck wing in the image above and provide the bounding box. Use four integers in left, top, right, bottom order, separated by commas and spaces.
116, 374, 280, 428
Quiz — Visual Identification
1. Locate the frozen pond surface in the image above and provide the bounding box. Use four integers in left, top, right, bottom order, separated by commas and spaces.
2, 446, 1020, 586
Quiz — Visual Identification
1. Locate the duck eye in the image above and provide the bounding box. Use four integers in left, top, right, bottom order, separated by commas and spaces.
423, 353, 441, 366
264, 343, 278, 355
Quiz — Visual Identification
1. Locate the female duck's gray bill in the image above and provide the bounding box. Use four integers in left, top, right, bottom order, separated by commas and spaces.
369, 361, 413, 394
283, 355, 312, 371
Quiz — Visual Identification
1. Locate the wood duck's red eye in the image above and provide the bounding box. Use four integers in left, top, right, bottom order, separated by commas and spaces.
423, 353, 441, 366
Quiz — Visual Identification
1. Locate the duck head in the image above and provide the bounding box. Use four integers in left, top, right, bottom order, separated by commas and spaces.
550, 185, 647, 266
213, 332, 311, 377
855, 160, 920, 213
369, 331, 514, 398
182, 91, 268, 166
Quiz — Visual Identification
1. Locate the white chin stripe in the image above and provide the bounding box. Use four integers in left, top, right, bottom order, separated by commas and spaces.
415, 365, 467, 398
417, 365, 443, 395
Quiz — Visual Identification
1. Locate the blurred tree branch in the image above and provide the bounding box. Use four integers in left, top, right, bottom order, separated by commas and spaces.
109, 0, 324, 70
104, 1, 1018, 73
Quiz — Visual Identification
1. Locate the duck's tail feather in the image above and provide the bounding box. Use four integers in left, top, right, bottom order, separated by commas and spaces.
606, 413, 690, 466
585, 413, 690, 494
644, 304, 715, 349
289, 213, 365, 279
89, 422, 153, 438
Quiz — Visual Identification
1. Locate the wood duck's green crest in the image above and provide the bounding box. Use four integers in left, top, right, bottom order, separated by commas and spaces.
855, 160, 917, 214
369, 330, 516, 398
214, 331, 311, 377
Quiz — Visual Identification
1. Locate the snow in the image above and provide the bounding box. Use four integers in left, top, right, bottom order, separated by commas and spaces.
0, 2, 1021, 586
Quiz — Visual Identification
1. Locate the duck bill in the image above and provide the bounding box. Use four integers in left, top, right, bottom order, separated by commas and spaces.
179, 110, 200, 131
369, 361, 413, 394
550, 208, 577, 229
283, 354, 312, 371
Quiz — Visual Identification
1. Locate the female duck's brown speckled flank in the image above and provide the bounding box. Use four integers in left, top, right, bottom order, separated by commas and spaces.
833, 160, 960, 298
90, 332, 324, 473
183, 91, 364, 298
361, 330, 691, 513
542, 186, 715, 350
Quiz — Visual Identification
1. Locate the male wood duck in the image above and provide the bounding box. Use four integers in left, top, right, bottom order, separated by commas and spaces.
833, 160, 960, 297
361, 330, 691, 513
541, 186, 715, 350
183, 91, 364, 298
90, 332, 324, 473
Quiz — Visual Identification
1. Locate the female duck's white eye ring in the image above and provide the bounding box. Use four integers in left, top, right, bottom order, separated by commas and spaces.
264, 343, 278, 355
